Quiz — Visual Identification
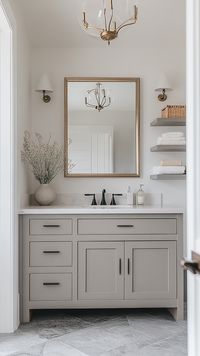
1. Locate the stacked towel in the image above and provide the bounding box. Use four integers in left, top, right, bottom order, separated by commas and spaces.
160, 159, 182, 166
152, 166, 186, 175
157, 132, 186, 145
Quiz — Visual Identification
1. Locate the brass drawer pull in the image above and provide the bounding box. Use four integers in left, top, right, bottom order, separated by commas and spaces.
43, 282, 60, 286
43, 251, 61, 254
117, 225, 134, 228
43, 224, 60, 228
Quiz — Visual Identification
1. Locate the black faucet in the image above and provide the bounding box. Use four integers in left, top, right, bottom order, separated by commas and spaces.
100, 189, 107, 205
84, 193, 97, 205
110, 193, 123, 205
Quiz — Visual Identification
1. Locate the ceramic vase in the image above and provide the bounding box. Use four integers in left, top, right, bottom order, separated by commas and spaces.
34, 184, 56, 206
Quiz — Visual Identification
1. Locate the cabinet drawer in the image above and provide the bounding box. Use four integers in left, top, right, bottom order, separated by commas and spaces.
29, 242, 72, 267
78, 218, 177, 235
29, 219, 72, 235
30, 273, 72, 301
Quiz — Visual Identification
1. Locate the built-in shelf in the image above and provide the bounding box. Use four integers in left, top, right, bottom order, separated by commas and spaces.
151, 118, 186, 126
150, 174, 186, 180
151, 145, 186, 152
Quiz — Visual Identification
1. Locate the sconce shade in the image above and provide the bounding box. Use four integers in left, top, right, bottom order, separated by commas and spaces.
155, 74, 173, 92
35, 74, 53, 93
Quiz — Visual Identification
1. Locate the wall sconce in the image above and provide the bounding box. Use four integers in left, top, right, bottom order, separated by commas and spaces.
35, 74, 53, 103
155, 74, 173, 102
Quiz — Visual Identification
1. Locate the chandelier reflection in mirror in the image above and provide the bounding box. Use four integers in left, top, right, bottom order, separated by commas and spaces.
85, 82, 111, 112
82, 0, 138, 45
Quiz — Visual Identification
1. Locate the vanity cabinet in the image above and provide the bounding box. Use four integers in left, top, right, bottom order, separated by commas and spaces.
20, 213, 184, 323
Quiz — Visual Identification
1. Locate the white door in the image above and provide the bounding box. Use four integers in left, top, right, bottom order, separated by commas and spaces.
69, 125, 113, 173
186, 1, 200, 355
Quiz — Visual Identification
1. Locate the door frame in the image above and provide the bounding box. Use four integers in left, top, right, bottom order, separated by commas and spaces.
0, 0, 18, 333
186, 0, 200, 355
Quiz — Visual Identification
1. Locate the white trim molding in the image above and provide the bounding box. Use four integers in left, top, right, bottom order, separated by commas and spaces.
0, 0, 18, 333
187, 0, 200, 355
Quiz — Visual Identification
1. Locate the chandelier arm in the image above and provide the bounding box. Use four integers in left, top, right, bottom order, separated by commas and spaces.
95, 90, 101, 107
83, 12, 104, 32
108, 0, 114, 31
102, 97, 111, 108
101, 96, 106, 106
83, 12, 89, 29
83, 20, 104, 33
116, 6, 138, 32
103, 101, 112, 108
86, 24, 104, 32
86, 103, 97, 109
104, 7, 108, 31
116, 19, 137, 33
116, 16, 136, 30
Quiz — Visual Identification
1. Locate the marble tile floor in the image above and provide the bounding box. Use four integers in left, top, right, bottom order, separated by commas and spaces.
0, 309, 187, 356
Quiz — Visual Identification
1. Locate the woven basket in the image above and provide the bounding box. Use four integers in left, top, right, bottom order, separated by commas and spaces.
161, 105, 186, 119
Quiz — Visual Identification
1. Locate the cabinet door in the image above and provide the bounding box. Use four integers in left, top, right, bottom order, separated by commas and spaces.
78, 241, 124, 300
125, 241, 176, 300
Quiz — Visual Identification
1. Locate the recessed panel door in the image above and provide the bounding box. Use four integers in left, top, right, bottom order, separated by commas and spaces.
78, 241, 124, 300
125, 241, 176, 300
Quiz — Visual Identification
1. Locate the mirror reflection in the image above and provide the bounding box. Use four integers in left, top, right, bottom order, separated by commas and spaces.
64, 78, 140, 177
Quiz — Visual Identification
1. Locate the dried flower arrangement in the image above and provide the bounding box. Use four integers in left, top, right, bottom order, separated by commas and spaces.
21, 131, 73, 183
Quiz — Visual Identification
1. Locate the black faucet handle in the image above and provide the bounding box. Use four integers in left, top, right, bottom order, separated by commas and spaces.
110, 193, 123, 206
84, 194, 97, 206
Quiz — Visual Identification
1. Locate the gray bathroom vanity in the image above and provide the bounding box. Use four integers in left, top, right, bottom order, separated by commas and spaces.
19, 207, 184, 323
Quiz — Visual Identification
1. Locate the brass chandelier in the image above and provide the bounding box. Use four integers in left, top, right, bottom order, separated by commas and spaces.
82, 0, 138, 45
85, 82, 111, 112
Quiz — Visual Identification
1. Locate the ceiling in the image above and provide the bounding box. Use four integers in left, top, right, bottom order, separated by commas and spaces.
11, 0, 186, 48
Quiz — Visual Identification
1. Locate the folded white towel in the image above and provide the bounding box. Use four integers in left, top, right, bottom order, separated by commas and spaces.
160, 160, 182, 166
159, 138, 186, 142
157, 135, 185, 140
161, 132, 184, 138
157, 138, 186, 145
152, 166, 186, 175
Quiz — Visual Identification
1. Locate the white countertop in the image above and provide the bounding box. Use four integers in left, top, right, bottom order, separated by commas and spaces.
19, 205, 184, 215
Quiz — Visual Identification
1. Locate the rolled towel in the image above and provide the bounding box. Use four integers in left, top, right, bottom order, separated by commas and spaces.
152, 166, 186, 175
160, 160, 182, 166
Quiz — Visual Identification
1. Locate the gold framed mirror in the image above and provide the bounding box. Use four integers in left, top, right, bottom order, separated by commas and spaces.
64, 77, 140, 177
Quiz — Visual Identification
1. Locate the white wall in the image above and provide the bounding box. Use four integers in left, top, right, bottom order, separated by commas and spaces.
30, 45, 186, 208
8, 0, 31, 206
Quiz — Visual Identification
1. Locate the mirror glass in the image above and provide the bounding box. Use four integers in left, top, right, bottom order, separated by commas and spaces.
64, 78, 140, 177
